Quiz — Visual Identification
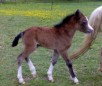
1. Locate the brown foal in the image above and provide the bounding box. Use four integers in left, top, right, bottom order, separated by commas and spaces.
12, 10, 93, 84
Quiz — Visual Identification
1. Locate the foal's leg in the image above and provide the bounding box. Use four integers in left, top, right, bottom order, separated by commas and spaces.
47, 50, 59, 82
17, 45, 36, 84
60, 51, 79, 84
25, 58, 36, 77
17, 53, 25, 84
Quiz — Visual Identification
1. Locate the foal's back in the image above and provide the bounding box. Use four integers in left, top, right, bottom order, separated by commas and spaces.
23, 27, 59, 49
23, 26, 71, 50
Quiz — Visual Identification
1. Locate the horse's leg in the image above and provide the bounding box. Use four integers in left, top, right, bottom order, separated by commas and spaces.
60, 50, 79, 84
47, 50, 59, 82
25, 58, 36, 77
17, 45, 36, 84
17, 53, 25, 84
98, 48, 102, 72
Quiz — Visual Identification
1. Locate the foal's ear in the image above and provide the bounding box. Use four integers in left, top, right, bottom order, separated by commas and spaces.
75, 9, 81, 20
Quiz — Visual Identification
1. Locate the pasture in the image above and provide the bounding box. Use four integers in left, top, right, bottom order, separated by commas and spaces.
0, 1, 102, 86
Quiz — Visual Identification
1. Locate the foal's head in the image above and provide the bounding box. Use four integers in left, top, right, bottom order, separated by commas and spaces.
73, 10, 94, 33
55, 10, 94, 34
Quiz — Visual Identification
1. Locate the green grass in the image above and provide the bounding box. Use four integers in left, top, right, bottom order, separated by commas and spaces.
0, 2, 102, 86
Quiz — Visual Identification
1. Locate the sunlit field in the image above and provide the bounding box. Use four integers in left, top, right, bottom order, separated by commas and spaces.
0, 1, 102, 86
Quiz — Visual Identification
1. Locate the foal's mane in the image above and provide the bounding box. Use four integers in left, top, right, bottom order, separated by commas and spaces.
54, 13, 74, 28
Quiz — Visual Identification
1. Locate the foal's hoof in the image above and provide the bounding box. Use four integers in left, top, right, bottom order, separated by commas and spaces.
48, 76, 54, 82
32, 74, 36, 78
48, 77, 54, 83
70, 76, 79, 84
19, 80, 25, 84
22, 81, 25, 84
18, 78, 25, 84
74, 81, 79, 84
73, 77, 79, 84
49, 79, 54, 83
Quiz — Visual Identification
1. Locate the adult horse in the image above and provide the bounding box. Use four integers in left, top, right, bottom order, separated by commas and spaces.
12, 10, 93, 84
70, 6, 102, 60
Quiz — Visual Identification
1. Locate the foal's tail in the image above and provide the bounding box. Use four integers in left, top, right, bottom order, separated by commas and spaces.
70, 6, 102, 60
12, 32, 24, 47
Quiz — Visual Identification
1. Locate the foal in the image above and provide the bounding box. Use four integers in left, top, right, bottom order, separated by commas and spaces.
12, 10, 93, 84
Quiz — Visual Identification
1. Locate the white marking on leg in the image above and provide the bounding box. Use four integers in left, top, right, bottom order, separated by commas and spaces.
27, 59, 36, 77
70, 76, 79, 84
73, 77, 79, 84
47, 63, 54, 82
17, 66, 25, 84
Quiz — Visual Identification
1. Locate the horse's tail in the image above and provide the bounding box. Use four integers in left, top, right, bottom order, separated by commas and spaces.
12, 32, 24, 47
70, 6, 102, 60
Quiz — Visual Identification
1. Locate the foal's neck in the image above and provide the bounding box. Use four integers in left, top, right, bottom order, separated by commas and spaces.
59, 25, 77, 38
68, 28, 76, 38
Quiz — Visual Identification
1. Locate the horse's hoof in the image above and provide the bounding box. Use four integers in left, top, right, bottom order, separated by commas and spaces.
49, 79, 54, 83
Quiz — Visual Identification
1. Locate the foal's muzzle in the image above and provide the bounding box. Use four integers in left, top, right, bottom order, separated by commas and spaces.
86, 24, 94, 34
86, 28, 94, 33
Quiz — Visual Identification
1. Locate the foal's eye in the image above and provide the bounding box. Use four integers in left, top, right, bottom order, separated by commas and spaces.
82, 21, 87, 25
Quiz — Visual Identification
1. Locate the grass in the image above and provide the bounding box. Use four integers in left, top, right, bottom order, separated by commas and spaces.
0, 1, 102, 86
